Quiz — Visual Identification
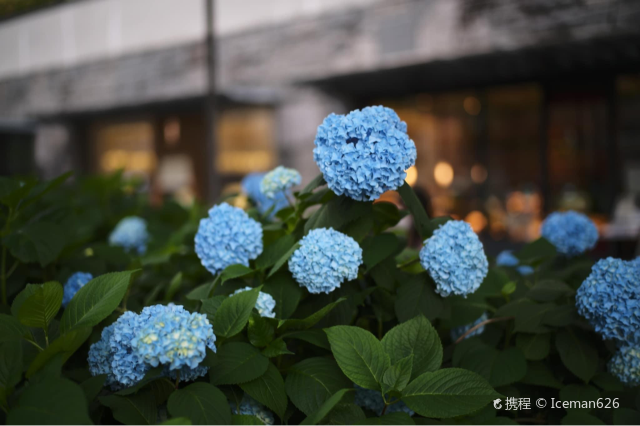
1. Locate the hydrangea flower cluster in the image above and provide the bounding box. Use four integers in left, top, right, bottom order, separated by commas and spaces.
230, 394, 274, 425
62, 271, 93, 307
450, 312, 489, 342
109, 216, 149, 254
241, 173, 289, 218
419, 221, 488, 297
495, 250, 534, 276
195, 203, 263, 275
540, 210, 598, 257
288, 228, 362, 294
354, 385, 414, 417
608, 345, 640, 386
259, 166, 301, 199
88, 305, 216, 390
576, 257, 640, 345
233, 286, 276, 318
313, 106, 417, 201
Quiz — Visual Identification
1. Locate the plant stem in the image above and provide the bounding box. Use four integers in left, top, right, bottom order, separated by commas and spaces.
1, 245, 6, 306
25, 338, 44, 351
174, 370, 180, 389
454, 316, 515, 344
396, 257, 420, 269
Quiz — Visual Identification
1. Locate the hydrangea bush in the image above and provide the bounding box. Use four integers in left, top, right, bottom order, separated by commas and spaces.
0, 106, 638, 426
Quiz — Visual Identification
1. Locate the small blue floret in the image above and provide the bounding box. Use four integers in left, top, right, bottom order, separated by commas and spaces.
260, 166, 301, 199
109, 216, 149, 254
62, 272, 93, 307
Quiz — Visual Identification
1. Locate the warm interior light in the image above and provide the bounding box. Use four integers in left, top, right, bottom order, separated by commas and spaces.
164, 117, 181, 146
405, 166, 418, 186
434, 161, 454, 188
471, 164, 488, 183
463, 96, 481, 115
465, 210, 487, 233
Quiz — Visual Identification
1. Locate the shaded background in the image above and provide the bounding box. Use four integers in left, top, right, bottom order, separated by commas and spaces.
1, 0, 639, 256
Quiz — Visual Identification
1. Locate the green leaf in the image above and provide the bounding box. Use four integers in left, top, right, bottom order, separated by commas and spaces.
162, 417, 193, 425
240, 362, 287, 420
81, 374, 107, 403
591, 372, 624, 392
168, 382, 231, 425
300, 388, 352, 425
20, 171, 72, 211
299, 174, 326, 195
60, 270, 138, 334
613, 408, 640, 425
556, 329, 598, 383
401, 368, 501, 419
501, 281, 517, 297
459, 346, 527, 388
496, 299, 554, 333
3, 221, 66, 267
521, 361, 563, 389
263, 271, 302, 319
11, 284, 40, 317
115, 367, 166, 396
17, 281, 62, 330
208, 342, 269, 385
325, 325, 390, 390
381, 315, 442, 380
382, 354, 413, 392
559, 384, 600, 412
214, 286, 261, 338
304, 195, 372, 234
277, 298, 346, 333
285, 357, 353, 416
7, 377, 91, 424
363, 234, 401, 272
395, 276, 443, 323
164, 272, 183, 302
267, 243, 300, 279
281, 329, 330, 350
328, 403, 366, 425
526, 280, 574, 302
100, 391, 157, 425
357, 412, 415, 425
515, 333, 551, 361
516, 237, 556, 264
397, 182, 431, 239
0, 341, 23, 391
261, 338, 294, 358
231, 415, 264, 425
561, 412, 605, 425
26, 327, 92, 377
0, 314, 32, 343
256, 234, 297, 271
248, 314, 275, 347
201, 296, 226, 323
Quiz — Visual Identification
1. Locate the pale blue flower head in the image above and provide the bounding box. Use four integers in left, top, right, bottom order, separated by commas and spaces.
420, 221, 488, 297
608, 345, 640, 387
195, 203, 263, 275
313, 106, 417, 201
109, 216, 149, 254
230, 394, 274, 425
260, 166, 301, 199
233, 286, 276, 318
62, 272, 93, 307
450, 312, 489, 341
540, 210, 598, 257
517, 265, 534, 276
496, 250, 519, 267
354, 385, 414, 417
289, 228, 362, 294
133, 304, 216, 371
241, 172, 289, 217
576, 257, 640, 344
88, 311, 149, 390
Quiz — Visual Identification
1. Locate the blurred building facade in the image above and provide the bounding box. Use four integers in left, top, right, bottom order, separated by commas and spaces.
1, 0, 640, 247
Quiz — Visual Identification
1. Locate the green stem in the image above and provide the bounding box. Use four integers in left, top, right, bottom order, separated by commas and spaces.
1, 245, 6, 306
44, 327, 49, 348
174, 370, 180, 389
25, 338, 44, 352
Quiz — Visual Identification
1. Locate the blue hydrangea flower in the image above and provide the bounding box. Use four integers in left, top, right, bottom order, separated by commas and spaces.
88, 305, 216, 390
496, 251, 519, 267
313, 106, 417, 201
288, 228, 362, 294
576, 257, 640, 345
419, 221, 488, 297
450, 312, 489, 342
230, 394, 274, 425
354, 385, 414, 417
62, 272, 93, 307
195, 203, 263, 275
88, 311, 149, 390
233, 286, 276, 318
608, 345, 640, 387
260, 166, 301, 200
241, 173, 289, 218
109, 216, 149, 254
133, 304, 216, 371
540, 211, 598, 257
517, 265, 534, 276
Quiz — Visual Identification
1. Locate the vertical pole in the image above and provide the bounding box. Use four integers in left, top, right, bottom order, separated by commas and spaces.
539, 84, 550, 215
204, 0, 219, 202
